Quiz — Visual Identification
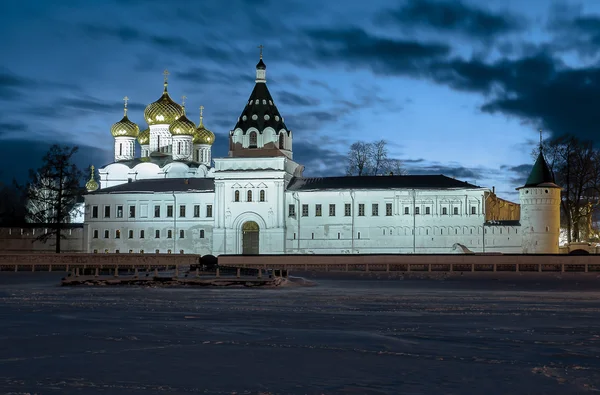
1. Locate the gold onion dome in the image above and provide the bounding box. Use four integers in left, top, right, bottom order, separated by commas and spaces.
194, 105, 215, 145
137, 128, 150, 145
85, 165, 99, 192
169, 98, 197, 136
144, 70, 184, 125
110, 96, 140, 137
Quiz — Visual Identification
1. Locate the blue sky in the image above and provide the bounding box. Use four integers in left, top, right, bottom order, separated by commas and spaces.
2, 0, 600, 200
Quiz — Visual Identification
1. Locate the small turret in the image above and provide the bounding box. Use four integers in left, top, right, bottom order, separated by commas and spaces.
518, 130, 561, 253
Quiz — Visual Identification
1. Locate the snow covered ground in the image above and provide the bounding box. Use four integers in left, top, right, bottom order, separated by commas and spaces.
0, 272, 599, 394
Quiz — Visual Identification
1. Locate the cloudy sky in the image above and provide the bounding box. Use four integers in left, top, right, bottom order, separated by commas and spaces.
2, 0, 600, 200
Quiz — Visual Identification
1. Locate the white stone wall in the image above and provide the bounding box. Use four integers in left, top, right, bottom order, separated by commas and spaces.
149, 125, 171, 153
284, 189, 523, 254
171, 136, 193, 161
519, 186, 561, 253
85, 192, 214, 255
114, 137, 136, 161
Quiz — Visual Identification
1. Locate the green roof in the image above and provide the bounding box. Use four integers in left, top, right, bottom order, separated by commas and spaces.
524, 151, 555, 187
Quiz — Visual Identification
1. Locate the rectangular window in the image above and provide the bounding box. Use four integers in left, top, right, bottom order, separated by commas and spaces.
315, 204, 322, 217
116, 205, 123, 218
92, 206, 98, 218
415, 207, 420, 215
343, 203, 350, 216
358, 232, 361, 239
404, 207, 409, 215
288, 204, 296, 217
358, 204, 365, 216
372, 204, 378, 216
425, 207, 431, 215
453, 207, 459, 215
194, 205, 200, 218
93, 229, 98, 238
140, 230, 145, 239
200, 229, 205, 238
129, 205, 135, 218
302, 204, 308, 217
329, 204, 336, 216
167, 205, 173, 218
128, 230, 133, 239
179, 230, 184, 238
179, 205, 186, 217
155, 230, 160, 238
104, 230, 109, 239
206, 205, 213, 218
471, 206, 476, 215
115, 230, 121, 239
154, 205, 160, 218
442, 207, 448, 215
167, 230, 172, 238
104, 206, 110, 218
386, 203, 393, 216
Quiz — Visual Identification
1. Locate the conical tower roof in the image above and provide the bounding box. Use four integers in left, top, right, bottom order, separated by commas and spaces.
524, 151, 555, 187
233, 55, 289, 134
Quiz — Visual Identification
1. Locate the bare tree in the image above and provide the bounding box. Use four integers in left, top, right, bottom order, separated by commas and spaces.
17, 145, 84, 253
346, 140, 406, 176
533, 136, 600, 243
346, 142, 372, 176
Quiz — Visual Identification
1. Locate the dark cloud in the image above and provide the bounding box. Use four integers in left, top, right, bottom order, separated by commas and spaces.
275, 91, 320, 107
299, 24, 600, 144
81, 25, 239, 63
500, 163, 532, 186
378, 0, 525, 40
0, 122, 27, 133
408, 161, 484, 182
292, 140, 347, 177
301, 28, 450, 75
175, 66, 253, 87
0, 140, 111, 185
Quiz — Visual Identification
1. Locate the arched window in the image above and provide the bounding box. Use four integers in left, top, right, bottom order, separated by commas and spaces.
247, 190, 252, 202
119, 143, 123, 156
249, 131, 257, 148
279, 133, 285, 149
260, 190, 265, 202
178, 141, 182, 155
234, 190, 240, 202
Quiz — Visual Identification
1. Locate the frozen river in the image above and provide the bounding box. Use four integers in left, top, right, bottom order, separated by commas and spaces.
0, 272, 599, 394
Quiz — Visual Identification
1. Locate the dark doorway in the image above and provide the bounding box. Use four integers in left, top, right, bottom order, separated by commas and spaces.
242, 221, 259, 254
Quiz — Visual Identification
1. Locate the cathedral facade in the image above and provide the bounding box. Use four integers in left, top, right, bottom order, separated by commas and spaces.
83, 55, 561, 255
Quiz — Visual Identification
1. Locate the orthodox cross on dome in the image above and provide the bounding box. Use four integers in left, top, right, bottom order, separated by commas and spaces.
163, 69, 169, 91
258, 44, 264, 59
90, 165, 95, 175
199, 105, 204, 126
123, 96, 129, 116
181, 95, 187, 107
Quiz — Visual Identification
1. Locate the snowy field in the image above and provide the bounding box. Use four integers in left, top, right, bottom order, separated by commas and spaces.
0, 272, 599, 394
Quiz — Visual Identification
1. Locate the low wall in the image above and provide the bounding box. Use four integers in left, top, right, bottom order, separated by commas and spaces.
219, 254, 600, 273
1, 253, 600, 273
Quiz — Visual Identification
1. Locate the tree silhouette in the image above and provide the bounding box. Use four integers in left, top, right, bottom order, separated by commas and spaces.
18, 145, 84, 253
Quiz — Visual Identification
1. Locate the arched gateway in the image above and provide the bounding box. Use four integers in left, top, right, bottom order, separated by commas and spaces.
242, 221, 259, 254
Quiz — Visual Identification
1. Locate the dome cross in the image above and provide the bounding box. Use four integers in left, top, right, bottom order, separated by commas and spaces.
181, 95, 187, 106
199, 105, 204, 126
258, 44, 264, 59
123, 96, 129, 116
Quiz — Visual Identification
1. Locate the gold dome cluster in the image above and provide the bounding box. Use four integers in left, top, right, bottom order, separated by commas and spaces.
111, 97, 139, 137
143, 70, 184, 126
194, 105, 215, 145
111, 71, 217, 149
